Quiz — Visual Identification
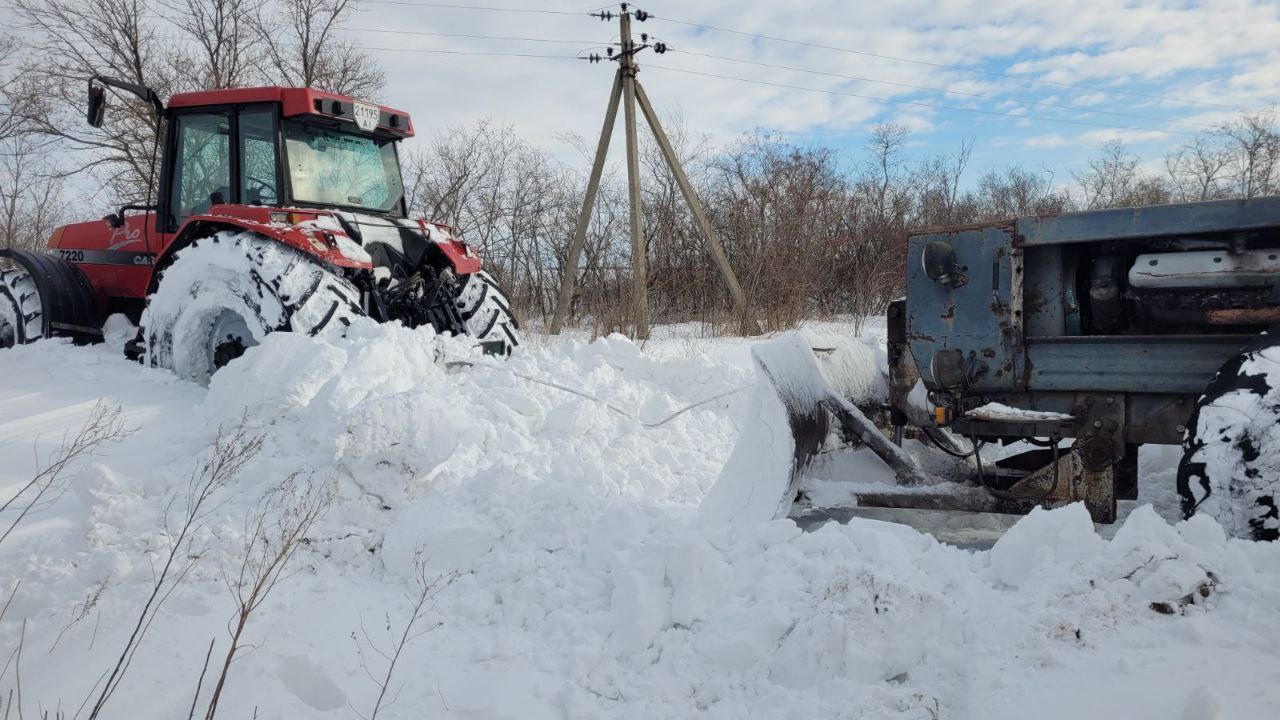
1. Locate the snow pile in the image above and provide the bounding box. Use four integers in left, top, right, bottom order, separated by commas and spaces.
2, 327, 1280, 719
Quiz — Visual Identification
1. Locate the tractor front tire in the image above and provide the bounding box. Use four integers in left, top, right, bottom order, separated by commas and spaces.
0, 266, 43, 349
140, 231, 364, 384
1177, 335, 1280, 541
454, 270, 520, 355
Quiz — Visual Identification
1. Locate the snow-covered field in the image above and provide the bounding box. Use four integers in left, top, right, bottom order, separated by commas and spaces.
2, 321, 1279, 719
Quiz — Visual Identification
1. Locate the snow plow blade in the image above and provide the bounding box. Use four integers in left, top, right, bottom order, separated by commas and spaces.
700, 332, 1121, 529
700, 332, 938, 527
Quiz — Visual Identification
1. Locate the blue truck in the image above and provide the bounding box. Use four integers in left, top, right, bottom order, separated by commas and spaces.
740, 196, 1280, 541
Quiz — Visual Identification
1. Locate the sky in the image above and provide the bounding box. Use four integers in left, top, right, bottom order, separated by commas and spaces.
344, 0, 1280, 188
3, 0, 1279, 190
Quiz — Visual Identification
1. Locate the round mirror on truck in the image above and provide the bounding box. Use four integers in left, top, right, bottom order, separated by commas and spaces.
923, 240, 967, 288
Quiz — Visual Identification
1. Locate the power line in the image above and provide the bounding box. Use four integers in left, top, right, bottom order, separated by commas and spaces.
361, 46, 576, 60
671, 49, 1220, 130
10, 24, 583, 61
346, 27, 598, 44
362, 1, 593, 16
653, 14, 1243, 112
645, 64, 1195, 136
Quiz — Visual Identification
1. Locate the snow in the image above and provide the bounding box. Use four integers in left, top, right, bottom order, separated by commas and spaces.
967, 402, 1075, 422
2, 323, 1280, 719
298, 212, 374, 264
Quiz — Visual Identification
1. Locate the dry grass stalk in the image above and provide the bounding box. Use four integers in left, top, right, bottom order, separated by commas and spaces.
0, 402, 130, 550
86, 423, 264, 720
201, 473, 333, 720
353, 552, 457, 720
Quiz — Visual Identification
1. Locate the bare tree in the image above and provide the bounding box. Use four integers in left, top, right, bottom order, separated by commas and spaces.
1218, 110, 1280, 199
916, 137, 974, 227
164, 0, 264, 89
256, 0, 384, 98
10, 0, 175, 200
1165, 136, 1232, 201
1073, 140, 1171, 210
974, 166, 1068, 219
0, 33, 28, 143
0, 136, 67, 252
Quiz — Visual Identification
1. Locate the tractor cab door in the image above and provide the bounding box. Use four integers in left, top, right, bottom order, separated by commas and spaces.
166, 110, 231, 228
237, 107, 281, 207
160, 105, 282, 234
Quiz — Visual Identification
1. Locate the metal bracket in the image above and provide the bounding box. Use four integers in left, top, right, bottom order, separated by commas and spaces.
1005, 445, 1116, 523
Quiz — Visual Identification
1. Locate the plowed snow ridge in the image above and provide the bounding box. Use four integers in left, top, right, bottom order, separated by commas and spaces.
1, 321, 1278, 719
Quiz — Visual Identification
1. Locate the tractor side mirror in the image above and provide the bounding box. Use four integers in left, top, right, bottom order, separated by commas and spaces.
87, 83, 106, 128
923, 241, 967, 288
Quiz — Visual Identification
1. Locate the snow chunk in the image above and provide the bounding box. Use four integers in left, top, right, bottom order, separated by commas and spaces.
1182, 685, 1224, 720
203, 331, 350, 419
101, 313, 136, 354
989, 504, 1104, 588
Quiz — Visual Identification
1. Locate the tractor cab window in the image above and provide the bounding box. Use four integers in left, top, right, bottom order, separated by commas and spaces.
283, 121, 404, 215
169, 112, 231, 226
239, 108, 279, 206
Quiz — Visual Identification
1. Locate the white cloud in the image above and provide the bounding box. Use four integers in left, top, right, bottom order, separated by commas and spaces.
4, 0, 1277, 176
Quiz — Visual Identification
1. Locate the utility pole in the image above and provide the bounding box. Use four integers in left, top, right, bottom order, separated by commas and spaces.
618, 9, 648, 338
549, 3, 760, 338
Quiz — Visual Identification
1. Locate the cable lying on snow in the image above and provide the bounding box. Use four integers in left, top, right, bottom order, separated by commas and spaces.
445, 357, 753, 428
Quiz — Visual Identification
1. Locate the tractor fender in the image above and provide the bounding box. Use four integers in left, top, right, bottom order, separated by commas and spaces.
149, 210, 375, 294
418, 220, 483, 275
0, 248, 102, 341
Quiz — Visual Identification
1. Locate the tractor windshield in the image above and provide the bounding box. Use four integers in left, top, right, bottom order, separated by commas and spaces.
283, 121, 405, 214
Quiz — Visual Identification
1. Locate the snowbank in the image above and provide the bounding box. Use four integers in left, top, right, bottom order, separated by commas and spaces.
1, 327, 1279, 719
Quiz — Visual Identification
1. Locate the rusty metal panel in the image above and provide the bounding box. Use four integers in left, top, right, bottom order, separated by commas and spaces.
1015, 196, 1280, 246
906, 225, 1025, 393
1025, 335, 1252, 393
1022, 245, 1066, 336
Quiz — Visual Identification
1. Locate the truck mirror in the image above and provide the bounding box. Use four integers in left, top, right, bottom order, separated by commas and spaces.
923, 240, 967, 288
87, 83, 106, 128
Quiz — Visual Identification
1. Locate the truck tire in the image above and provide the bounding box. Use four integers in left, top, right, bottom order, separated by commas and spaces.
1177, 335, 1280, 541
454, 270, 520, 355
141, 231, 364, 384
0, 266, 43, 348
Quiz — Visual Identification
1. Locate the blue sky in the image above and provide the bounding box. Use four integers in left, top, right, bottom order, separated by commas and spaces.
347, 0, 1280, 190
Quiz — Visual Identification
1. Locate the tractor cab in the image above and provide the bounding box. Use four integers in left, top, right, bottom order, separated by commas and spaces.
158, 87, 415, 232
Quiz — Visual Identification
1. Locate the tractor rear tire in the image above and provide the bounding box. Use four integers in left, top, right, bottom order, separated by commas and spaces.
1177, 335, 1280, 541
0, 266, 43, 349
454, 270, 520, 355
140, 231, 365, 384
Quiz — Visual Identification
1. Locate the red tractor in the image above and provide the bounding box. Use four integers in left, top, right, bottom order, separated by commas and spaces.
0, 77, 519, 382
